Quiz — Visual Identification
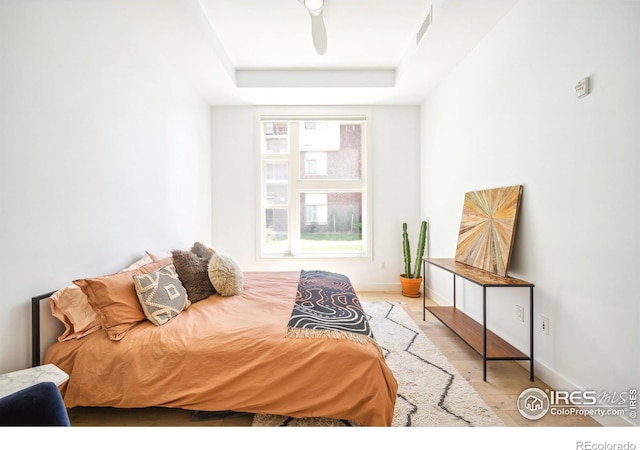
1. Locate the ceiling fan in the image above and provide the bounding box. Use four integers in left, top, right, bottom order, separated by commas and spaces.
299, 0, 327, 55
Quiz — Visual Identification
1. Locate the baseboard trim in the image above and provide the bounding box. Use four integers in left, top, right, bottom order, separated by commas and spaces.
425, 286, 451, 306
354, 282, 402, 293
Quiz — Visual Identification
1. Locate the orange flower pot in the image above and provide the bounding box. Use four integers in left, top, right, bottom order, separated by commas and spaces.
400, 274, 422, 298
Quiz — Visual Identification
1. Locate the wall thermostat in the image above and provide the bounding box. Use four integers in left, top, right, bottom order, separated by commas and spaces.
575, 77, 590, 98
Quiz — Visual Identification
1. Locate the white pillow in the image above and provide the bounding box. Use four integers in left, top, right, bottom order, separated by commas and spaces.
207, 253, 244, 297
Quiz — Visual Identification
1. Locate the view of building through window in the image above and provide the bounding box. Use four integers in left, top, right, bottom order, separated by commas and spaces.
259, 116, 368, 257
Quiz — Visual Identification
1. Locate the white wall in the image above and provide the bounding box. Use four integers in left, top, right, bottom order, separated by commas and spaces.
0, 1, 212, 373
420, 0, 639, 425
210, 106, 422, 291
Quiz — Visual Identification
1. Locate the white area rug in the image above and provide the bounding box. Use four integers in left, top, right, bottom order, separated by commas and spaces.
252, 301, 505, 427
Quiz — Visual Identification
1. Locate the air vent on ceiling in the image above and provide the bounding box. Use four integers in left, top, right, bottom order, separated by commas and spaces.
416, 5, 433, 45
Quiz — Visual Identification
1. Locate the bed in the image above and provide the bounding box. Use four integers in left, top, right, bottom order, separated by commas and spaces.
35, 248, 398, 426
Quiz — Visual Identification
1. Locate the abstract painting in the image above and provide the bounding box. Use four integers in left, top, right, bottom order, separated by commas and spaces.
454, 185, 523, 277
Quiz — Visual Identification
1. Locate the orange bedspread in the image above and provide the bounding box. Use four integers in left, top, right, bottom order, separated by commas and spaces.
44, 271, 398, 426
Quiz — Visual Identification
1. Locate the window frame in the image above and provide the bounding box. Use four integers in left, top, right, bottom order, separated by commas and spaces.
255, 108, 373, 261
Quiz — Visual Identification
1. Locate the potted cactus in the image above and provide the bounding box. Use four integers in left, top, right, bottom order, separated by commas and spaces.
400, 220, 428, 297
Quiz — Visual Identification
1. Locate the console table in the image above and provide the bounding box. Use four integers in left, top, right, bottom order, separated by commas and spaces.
423, 258, 534, 382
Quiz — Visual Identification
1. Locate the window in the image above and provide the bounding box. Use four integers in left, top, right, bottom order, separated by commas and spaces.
304, 193, 328, 225
258, 114, 370, 258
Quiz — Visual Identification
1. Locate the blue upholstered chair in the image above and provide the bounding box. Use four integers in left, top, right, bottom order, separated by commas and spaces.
0, 381, 70, 426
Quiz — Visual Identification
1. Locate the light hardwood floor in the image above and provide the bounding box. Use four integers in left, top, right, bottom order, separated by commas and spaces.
67, 292, 600, 427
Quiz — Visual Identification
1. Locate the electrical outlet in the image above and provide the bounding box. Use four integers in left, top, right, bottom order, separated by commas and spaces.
515, 305, 524, 322
539, 316, 550, 335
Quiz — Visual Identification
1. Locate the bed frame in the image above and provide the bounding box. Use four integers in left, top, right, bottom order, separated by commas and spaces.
28, 270, 398, 426
31, 291, 58, 367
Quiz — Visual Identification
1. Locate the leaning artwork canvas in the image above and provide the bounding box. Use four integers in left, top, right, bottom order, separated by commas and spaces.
454, 185, 523, 277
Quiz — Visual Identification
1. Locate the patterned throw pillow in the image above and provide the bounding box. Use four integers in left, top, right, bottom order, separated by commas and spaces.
133, 264, 190, 326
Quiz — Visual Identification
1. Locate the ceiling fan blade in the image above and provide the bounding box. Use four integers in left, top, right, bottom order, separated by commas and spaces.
310, 12, 327, 55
